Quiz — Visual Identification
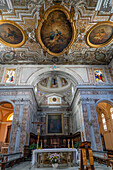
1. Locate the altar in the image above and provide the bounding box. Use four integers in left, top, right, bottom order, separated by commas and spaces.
32, 148, 79, 167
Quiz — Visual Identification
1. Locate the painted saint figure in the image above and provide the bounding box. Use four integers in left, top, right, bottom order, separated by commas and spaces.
5, 28, 18, 41
49, 29, 63, 43
95, 70, 104, 82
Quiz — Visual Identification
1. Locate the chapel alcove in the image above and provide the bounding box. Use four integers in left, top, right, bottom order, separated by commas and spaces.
96, 101, 113, 151
0, 101, 14, 154
28, 72, 81, 150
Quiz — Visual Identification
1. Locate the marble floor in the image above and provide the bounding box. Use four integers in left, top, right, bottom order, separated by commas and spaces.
3, 161, 112, 170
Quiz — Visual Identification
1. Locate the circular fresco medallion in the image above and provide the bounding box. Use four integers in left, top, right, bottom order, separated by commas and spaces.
95, 52, 105, 61
86, 22, 113, 48
4, 52, 14, 61
0, 20, 27, 48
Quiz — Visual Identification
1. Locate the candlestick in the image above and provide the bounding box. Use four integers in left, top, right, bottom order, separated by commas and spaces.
68, 139, 70, 148
72, 139, 74, 148
41, 139, 43, 149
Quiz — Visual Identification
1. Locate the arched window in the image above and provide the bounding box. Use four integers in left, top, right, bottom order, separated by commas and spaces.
7, 113, 13, 121
101, 113, 107, 131
110, 108, 113, 120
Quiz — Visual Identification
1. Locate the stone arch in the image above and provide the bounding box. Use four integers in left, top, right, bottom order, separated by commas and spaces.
96, 99, 113, 107
26, 67, 84, 85
96, 99, 113, 151
0, 100, 15, 154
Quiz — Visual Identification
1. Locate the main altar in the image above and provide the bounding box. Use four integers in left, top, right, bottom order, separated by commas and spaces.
32, 148, 79, 168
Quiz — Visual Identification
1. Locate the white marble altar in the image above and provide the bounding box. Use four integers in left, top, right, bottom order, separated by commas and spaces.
32, 148, 78, 166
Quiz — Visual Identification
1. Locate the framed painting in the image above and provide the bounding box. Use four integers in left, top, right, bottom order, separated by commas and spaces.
86, 21, 113, 48
0, 20, 27, 48
46, 114, 64, 135
36, 4, 77, 56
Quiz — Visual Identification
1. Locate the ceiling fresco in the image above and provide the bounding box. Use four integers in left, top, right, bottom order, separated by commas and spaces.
0, 0, 113, 65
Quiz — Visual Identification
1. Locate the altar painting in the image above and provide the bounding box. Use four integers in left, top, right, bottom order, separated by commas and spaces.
46, 114, 63, 135
0, 20, 27, 47
86, 22, 113, 48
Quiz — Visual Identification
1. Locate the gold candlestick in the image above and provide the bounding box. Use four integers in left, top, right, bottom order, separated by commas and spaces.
72, 139, 74, 148
68, 139, 70, 148
41, 139, 43, 149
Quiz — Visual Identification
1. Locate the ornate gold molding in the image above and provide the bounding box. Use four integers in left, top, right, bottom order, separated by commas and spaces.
86, 21, 113, 48
0, 20, 27, 48
36, 5, 77, 56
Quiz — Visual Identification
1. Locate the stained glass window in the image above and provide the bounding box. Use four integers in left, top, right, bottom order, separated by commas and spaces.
110, 108, 113, 119
101, 113, 107, 131
4, 69, 16, 83
94, 69, 104, 82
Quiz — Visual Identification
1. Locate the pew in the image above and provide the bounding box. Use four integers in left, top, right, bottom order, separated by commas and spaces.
93, 150, 111, 167
0, 152, 24, 170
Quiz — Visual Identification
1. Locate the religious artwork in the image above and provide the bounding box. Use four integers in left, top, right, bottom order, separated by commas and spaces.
94, 69, 104, 82
36, 4, 77, 56
86, 22, 113, 48
0, 20, 27, 48
40, 78, 48, 87
46, 114, 64, 135
4, 69, 16, 83
60, 77, 68, 86
51, 77, 58, 88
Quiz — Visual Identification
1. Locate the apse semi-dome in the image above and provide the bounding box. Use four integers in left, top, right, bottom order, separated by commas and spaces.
38, 76, 71, 93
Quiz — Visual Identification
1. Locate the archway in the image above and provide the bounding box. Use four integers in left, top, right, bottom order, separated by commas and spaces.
0, 101, 14, 154
96, 101, 113, 151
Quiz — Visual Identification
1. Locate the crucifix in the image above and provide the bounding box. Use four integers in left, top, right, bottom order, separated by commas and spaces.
32, 118, 46, 149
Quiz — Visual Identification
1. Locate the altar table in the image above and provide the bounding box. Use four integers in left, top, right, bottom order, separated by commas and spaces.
32, 148, 78, 166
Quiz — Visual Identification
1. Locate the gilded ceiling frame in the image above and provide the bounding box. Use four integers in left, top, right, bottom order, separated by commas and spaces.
36, 5, 77, 56
0, 20, 27, 48
86, 21, 113, 48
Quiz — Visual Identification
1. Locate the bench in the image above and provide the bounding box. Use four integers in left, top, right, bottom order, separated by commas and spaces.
93, 156, 111, 167
93, 150, 111, 167
0, 152, 24, 170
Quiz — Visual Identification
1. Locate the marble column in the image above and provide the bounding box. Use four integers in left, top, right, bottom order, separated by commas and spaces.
14, 101, 24, 152
86, 99, 97, 150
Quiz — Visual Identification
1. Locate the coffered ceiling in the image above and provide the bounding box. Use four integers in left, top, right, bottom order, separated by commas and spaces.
0, 0, 113, 65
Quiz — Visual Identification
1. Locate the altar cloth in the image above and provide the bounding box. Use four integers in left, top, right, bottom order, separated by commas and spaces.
32, 148, 78, 166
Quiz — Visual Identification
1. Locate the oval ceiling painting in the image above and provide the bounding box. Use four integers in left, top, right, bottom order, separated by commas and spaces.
0, 20, 27, 48
86, 22, 113, 48
36, 5, 77, 56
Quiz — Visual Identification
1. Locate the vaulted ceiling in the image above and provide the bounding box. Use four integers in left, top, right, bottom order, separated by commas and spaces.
0, 0, 113, 65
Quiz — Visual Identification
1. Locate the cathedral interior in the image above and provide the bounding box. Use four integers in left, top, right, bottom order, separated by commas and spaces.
0, 0, 113, 169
